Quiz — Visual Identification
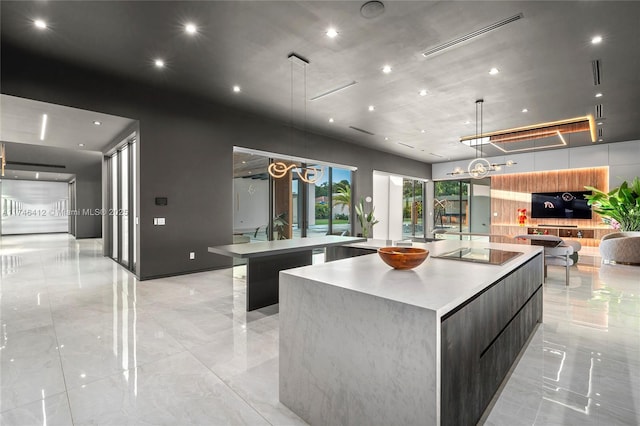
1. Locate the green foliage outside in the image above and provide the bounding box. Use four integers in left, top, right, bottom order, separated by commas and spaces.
315, 203, 329, 219
435, 180, 469, 197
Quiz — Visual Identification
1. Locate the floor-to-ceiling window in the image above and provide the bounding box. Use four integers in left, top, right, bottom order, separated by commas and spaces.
402, 179, 424, 239
331, 167, 352, 236
434, 180, 469, 233
105, 136, 137, 272
433, 178, 491, 241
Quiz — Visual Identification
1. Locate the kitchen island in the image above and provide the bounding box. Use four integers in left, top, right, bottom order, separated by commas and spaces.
279, 240, 544, 426
208, 235, 365, 311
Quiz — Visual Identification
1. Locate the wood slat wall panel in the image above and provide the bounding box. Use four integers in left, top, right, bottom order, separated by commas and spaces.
490, 167, 610, 243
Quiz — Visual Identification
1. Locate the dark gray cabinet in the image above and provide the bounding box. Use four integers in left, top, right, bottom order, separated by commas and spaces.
441, 253, 543, 426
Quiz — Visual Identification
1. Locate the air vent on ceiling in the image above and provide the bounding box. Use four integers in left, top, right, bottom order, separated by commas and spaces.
429, 152, 444, 158
598, 128, 603, 137
7, 161, 66, 169
349, 126, 375, 135
398, 142, 414, 149
595, 104, 603, 119
591, 59, 602, 85
422, 13, 523, 57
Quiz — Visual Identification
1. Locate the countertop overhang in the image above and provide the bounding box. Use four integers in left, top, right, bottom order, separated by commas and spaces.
281, 239, 543, 317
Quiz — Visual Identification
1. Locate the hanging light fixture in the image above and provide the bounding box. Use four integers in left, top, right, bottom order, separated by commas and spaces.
0, 143, 6, 177
268, 53, 324, 185
449, 99, 516, 178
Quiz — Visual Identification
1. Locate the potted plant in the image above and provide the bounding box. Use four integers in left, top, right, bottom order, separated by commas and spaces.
585, 177, 640, 231
355, 197, 379, 238
272, 212, 289, 240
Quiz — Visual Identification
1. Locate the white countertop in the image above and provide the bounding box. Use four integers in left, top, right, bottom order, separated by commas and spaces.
208, 235, 366, 259
281, 239, 543, 317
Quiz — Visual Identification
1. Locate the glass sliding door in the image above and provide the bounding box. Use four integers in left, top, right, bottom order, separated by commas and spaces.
306, 164, 328, 238
433, 178, 491, 241
433, 180, 473, 239
331, 167, 352, 236
120, 145, 129, 267
68, 181, 77, 237
111, 154, 118, 259
105, 137, 137, 272
402, 179, 425, 239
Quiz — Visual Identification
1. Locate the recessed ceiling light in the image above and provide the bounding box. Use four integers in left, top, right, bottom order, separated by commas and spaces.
328, 118, 334, 123
326, 28, 338, 38
421, 129, 425, 133
522, 108, 528, 113
40, 114, 48, 141
464, 120, 471, 125
154, 59, 165, 68
384, 137, 389, 141
78, 143, 85, 147
591, 35, 603, 44
595, 92, 603, 98
233, 85, 241, 93
185, 23, 197, 34
242, 160, 246, 164
382, 65, 392, 74
368, 105, 375, 111
598, 138, 603, 142
419, 89, 428, 97
597, 121, 603, 125
489, 67, 500, 75
34, 19, 47, 29
93, 120, 102, 126
36, 173, 39, 179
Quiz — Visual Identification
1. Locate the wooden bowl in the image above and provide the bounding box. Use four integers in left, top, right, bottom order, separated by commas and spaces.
378, 247, 429, 270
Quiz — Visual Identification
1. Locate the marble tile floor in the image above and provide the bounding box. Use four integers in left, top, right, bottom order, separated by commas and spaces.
1, 234, 638, 425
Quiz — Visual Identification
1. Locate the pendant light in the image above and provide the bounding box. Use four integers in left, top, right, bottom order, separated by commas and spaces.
449, 99, 516, 177
467, 99, 492, 179
267, 53, 324, 184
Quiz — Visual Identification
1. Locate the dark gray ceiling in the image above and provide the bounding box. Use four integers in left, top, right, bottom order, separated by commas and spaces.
1, 1, 639, 164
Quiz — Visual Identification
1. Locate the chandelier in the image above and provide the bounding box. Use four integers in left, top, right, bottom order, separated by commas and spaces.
449, 99, 516, 178
268, 162, 324, 184
267, 53, 324, 185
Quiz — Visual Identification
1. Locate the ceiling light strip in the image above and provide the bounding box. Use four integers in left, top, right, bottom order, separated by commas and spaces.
349, 126, 375, 135
422, 13, 523, 57
489, 121, 590, 144
310, 81, 358, 101
588, 115, 597, 142
460, 116, 591, 142
0, 143, 5, 177
40, 114, 48, 141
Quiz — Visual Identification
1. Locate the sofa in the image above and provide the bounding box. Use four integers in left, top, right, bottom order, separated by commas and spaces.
599, 232, 640, 265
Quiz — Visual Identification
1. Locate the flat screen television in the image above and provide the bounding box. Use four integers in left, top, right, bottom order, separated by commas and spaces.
531, 191, 593, 219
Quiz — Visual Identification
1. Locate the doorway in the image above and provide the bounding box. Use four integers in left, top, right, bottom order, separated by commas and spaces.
104, 135, 137, 272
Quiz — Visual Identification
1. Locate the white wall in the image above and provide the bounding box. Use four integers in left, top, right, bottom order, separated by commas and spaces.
432, 140, 640, 189
372, 172, 389, 239
372, 172, 406, 240
232, 177, 269, 232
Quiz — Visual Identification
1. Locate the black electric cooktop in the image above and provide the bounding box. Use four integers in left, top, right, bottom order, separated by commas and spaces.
434, 247, 523, 265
